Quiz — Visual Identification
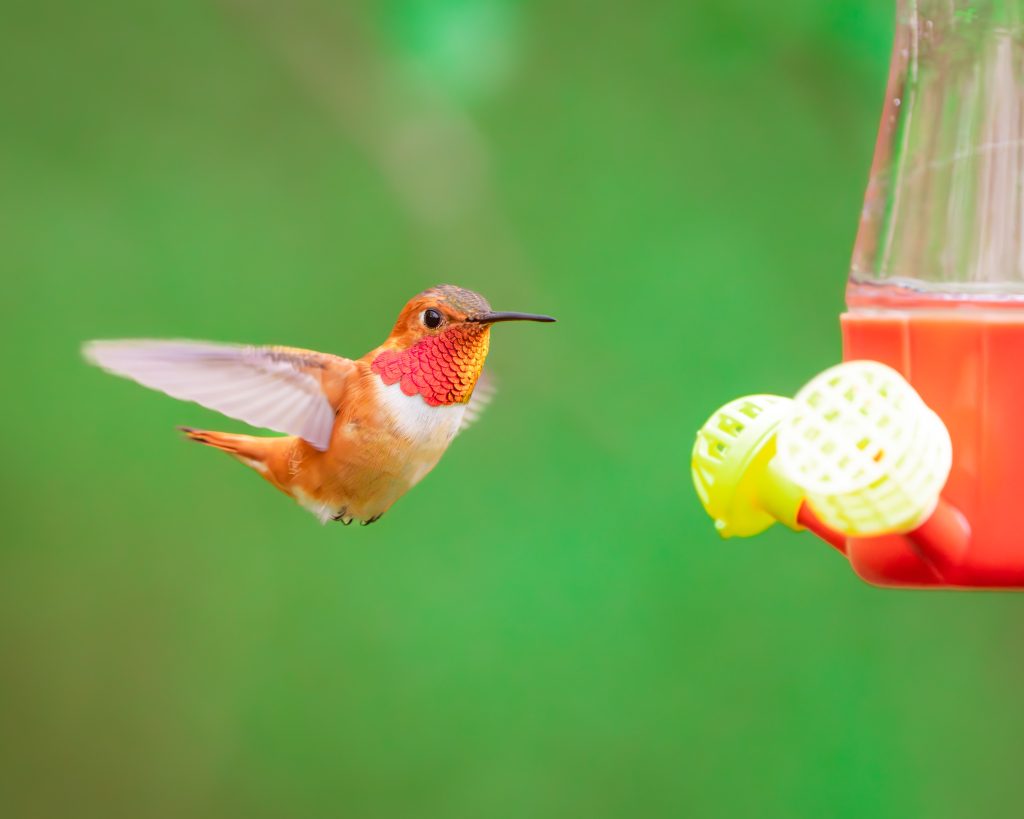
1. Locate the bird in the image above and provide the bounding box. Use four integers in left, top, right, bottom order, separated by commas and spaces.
83, 285, 555, 525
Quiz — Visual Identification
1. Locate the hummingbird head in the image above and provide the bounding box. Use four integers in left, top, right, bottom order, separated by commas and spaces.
371, 285, 555, 407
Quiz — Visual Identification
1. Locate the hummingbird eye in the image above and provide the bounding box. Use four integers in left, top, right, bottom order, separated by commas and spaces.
423, 309, 443, 329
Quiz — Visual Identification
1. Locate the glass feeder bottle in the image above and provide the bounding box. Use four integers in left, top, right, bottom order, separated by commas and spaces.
843, 0, 1024, 586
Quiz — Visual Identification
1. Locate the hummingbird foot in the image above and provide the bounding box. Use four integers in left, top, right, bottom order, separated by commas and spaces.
331, 507, 354, 525
360, 514, 383, 526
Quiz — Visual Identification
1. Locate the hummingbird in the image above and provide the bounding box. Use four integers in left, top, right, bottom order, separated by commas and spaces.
83, 285, 555, 525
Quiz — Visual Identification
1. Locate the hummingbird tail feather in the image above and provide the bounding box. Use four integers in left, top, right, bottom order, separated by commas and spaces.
178, 427, 276, 473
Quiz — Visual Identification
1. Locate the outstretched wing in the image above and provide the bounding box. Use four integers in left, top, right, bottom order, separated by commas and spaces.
83, 339, 356, 450
457, 371, 495, 435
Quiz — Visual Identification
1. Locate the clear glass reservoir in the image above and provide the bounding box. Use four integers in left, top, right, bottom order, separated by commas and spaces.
849, 0, 1024, 307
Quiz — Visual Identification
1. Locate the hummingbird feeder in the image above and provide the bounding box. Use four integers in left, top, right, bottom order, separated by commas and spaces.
692, 0, 1024, 588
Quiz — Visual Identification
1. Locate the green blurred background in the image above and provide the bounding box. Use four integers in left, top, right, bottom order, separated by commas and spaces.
5, 1, 1024, 817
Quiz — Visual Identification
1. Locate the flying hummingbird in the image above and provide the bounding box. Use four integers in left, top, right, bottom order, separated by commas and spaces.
83, 285, 555, 525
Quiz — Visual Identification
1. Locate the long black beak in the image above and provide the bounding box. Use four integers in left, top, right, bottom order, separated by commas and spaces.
470, 311, 557, 324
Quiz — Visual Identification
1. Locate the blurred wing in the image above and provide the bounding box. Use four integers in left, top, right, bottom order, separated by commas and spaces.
83, 339, 356, 450
458, 371, 495, 435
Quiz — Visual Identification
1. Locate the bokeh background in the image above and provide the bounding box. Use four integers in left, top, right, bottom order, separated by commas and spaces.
5, 1, 1024, 817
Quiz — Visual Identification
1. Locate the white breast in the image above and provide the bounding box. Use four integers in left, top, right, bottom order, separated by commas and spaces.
375, 379, 466, 453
